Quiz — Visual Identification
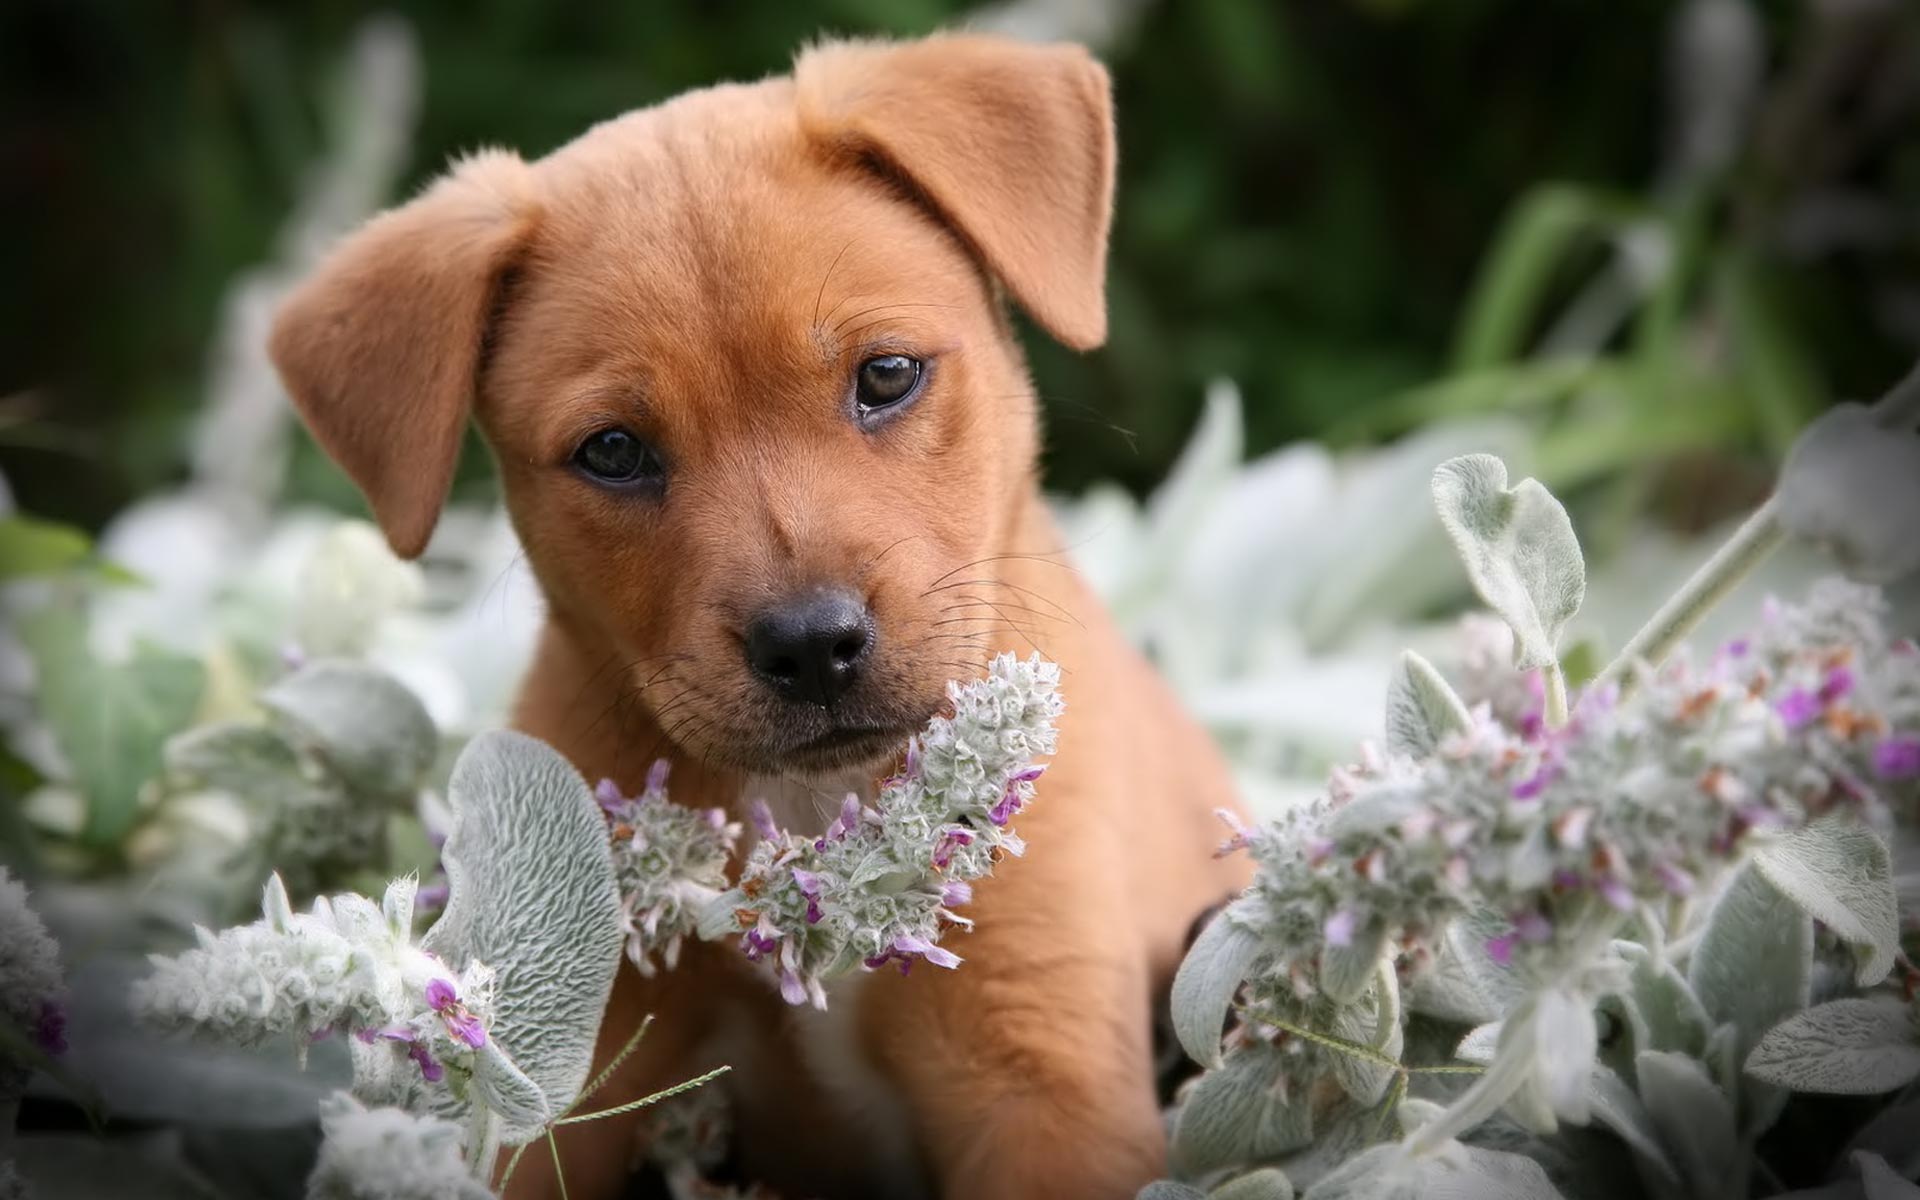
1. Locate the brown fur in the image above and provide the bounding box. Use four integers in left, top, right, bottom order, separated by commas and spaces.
271, 32, 1250, 1200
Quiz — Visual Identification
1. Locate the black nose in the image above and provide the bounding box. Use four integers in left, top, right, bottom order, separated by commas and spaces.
745, 589, 874, 706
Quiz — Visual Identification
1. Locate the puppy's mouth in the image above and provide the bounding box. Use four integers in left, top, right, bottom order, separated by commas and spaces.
776, 722, 918, 774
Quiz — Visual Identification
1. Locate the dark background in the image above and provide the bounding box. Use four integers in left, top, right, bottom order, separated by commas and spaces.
3, 0, 1917, 531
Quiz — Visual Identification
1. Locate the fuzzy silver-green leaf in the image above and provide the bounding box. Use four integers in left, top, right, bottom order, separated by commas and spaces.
1430, 454, 1585, 669
422, 730, 624, 1145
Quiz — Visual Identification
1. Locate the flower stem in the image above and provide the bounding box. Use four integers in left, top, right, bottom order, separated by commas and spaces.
1595, 495, 1785, 694
1542, 664, 1570, 729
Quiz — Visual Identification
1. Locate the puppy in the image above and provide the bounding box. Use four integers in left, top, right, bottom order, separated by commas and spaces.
270, 32, 1250, 1200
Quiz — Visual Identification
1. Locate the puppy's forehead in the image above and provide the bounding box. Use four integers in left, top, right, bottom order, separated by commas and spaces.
529, 80, 982, 344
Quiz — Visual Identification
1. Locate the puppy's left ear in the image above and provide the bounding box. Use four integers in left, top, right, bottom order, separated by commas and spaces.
795, 34, 1116, 350
269, 150, 541, 559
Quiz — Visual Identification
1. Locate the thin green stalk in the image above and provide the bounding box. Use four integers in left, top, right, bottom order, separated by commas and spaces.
554, 1065, 730, 1126
496, 1141, 532, 1194
547, 1130, 572, 1200
576, 1014, 653, 1108
1595, 495, 1785, 694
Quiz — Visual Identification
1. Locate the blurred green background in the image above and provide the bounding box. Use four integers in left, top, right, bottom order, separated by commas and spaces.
3, 0, 1917, 533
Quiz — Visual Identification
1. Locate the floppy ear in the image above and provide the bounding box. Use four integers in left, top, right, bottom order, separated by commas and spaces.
269, 150, 541, 558
794, 34, 1116, 351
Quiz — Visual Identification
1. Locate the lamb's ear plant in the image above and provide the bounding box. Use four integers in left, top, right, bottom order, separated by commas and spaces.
0, 868, 69, 1199
159, 658, 439, 911
124, 652, 1063, 1196
130, 728, 720, 1198
1157, 361, 1920, 1200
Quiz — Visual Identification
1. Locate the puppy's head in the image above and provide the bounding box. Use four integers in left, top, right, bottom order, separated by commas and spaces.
269, 34, 1113, 775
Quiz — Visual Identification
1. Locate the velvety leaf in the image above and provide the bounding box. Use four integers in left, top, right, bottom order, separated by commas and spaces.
1383, 650, 1472, 758
1429, 454, 1585, 668
423, 730, 625, 1144
261, 660, 436, 798
1304, 1142, 1566, 1200
164, 721, 305, 804
21, 608, 207, 846
1172, 901, 1266, 1068
1319, 919, 1387, 1006
1140, 1184, 1209, 1200
1617, 942, 1710, 1058
1327, 971, 1402, 1105
1586, 1066, 1681, 1190
1172, 1044, 1314, 1175
1774, 400, 1920, 584
1744, 998, 1920, 1095
1210, 1169, 1295, 1200
1754, 819, 1900, 986
1687, 863, 1812, 1069
1638, 1051, 1740, 1200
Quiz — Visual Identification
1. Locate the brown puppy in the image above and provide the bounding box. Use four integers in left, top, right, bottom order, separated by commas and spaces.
270, 33, 1250, 1200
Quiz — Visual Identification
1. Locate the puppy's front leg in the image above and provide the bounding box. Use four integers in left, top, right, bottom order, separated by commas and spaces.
874, 897, 1166, 1199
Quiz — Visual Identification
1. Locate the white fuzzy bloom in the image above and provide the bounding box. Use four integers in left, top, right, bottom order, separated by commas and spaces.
713, 653, 1064, 1007
305, 1093, 490, 1200
1233, 579, 1920, 998
600, 762, 740, 976
0, 867, 65, 1095
133, 874, 494, 1084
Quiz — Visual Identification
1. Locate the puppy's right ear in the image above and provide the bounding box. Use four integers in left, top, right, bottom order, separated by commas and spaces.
269, 150, 541, 559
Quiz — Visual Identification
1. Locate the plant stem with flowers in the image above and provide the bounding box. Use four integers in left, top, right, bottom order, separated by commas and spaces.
1162, 370, 1920, 1200
598, 651, 1064, 1011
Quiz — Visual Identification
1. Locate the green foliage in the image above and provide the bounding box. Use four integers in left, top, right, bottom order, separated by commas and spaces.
18, 607, 205, 849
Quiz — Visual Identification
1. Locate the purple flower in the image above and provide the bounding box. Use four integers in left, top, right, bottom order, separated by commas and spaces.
866, 934, 962, 975
1653, 862, 1697, 897
904, 739, 923, 780
1512, 911, 1553, 944
1819, 667, 1855, 704
1724, 638, 1751, 659
750, 799, 780, 841
32, 999, 67, 1056
425, 978, 458, 1012
1873, 735, 1920, 781
817, 793, 863, 850
779, 970, 810, 1006
444, 1012, 485, 1049
743, 925, 778, 961
932, 827, 974, 869
791, 868, 825, 924
408, 1040, 445, 1083
425, 977, 486, 1049
1776, 689, 1821, 730
940, 879, 972, 907
987, 787, 1022, 826
1323, 909, 1358, 948
594, 778, 625, 814
645, 758, 671, 796
1485, 934, 1517, 968
1511, 763, 1558, 801
1596, 877, 1635, 912
416, 881, 450, 910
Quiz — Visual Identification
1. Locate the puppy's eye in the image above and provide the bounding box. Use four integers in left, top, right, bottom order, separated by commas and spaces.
573, 428, 664, 487
854, 354, 923, 416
